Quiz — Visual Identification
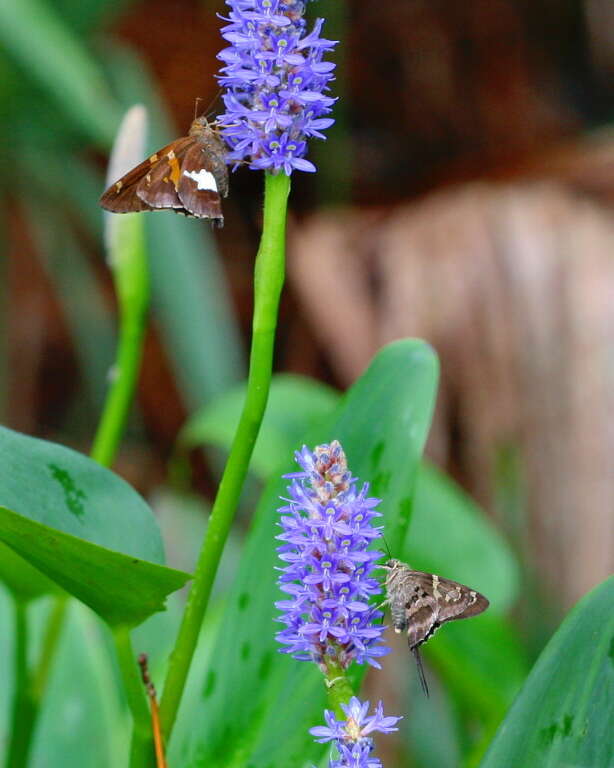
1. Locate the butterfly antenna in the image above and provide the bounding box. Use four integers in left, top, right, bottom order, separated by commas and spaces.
197, 88, 224, 122
381, 535, 392, 559
138, 654, 168, 768
194, 96, 203, 120
412, 646, 430, 698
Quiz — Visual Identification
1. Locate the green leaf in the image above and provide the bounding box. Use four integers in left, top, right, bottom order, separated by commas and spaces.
0, 427, 190, 625
179, 374, 341, 478
29, 602, 127, 766
0, 507, 189, 627
0, 426, 159, 558
0, 0, 119, 145
0, 544, 60, 602
0, 591, 128, 766
170, 339, 439, 767
479, 576, 614, 768
407, 462, 520, 614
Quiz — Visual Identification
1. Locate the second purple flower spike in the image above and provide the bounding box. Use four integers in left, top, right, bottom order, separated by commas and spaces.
275, 441, 390, 671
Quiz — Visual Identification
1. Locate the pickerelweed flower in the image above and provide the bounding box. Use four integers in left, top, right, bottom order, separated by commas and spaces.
310, 697, 402, 768
275, 441, 390, 671
217, 0, 337, 174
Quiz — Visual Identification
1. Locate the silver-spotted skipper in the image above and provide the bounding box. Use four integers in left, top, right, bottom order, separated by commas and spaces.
383, 559, 489, 695
100, 116, 228, 226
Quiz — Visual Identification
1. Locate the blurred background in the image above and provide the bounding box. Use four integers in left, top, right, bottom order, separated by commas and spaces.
0, 0, 613, 765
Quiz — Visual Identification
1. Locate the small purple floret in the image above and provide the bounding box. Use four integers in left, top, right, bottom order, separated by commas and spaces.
310, 697, 402, 768
275, 441, 389, 670
217, 0, 337, 174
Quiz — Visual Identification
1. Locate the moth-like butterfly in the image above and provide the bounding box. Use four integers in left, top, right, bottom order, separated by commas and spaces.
383, 559, 489, 696
99, 116, 228, 226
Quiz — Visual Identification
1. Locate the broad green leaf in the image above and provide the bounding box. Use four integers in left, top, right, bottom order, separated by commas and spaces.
479, 576, 614, 768
0, 426, 161, 558
0, 427, 190, 625
170, 339, 439, 767
179, 374, 341, 478
0, 507, 189, 627
407, 462, 520, 614
0, 0, 119, 145
30, 602, 127, 767
0, 543, 60, 601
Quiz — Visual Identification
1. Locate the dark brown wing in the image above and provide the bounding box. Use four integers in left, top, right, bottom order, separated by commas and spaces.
99, 138, 192, 214
136, 138, 194, 213
100, 154, 157, 213
177, 144, 224, 224
404, 571, 488, 649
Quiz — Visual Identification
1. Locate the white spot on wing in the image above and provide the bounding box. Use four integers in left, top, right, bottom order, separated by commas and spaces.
183, 169, 217, 191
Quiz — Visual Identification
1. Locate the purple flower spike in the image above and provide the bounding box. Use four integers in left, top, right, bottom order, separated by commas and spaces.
310, 697, 402, 768
217, 0, 337, 174
275, 441, 389, 670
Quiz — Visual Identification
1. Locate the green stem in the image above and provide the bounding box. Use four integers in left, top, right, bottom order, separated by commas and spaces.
114, 627, 151, 735
323, 658, 355, 717
6, 599, 36, 768
114, 627, 154, 768
159, 171, 291, 739
31, 595, 68, 701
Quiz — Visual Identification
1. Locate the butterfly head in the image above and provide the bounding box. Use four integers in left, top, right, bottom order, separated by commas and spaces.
190, 114, 214, 135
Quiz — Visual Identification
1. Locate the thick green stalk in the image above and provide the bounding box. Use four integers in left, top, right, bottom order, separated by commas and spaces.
323, 658, 355, 718
159, 171, 291, 738
5, 600, 35, 768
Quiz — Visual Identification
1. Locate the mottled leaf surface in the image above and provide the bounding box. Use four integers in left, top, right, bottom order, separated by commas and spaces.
479, 576, 614, 768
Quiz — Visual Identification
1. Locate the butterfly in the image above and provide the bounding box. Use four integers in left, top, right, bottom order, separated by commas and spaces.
99, 116, 228, 226
383, 559, 489, 696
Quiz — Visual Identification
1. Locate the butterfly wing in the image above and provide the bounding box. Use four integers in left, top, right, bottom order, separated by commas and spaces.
136, 138, 194, 213
99, 138, 193, 214
403, 570, 489, 649
99, 153, 158, 213
177, 144, 225, 224
385, 560, 489, 698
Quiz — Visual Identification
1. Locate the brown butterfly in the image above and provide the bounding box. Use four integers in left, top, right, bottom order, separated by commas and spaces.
100, 116, 228, 226
383, 559, 489, 696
